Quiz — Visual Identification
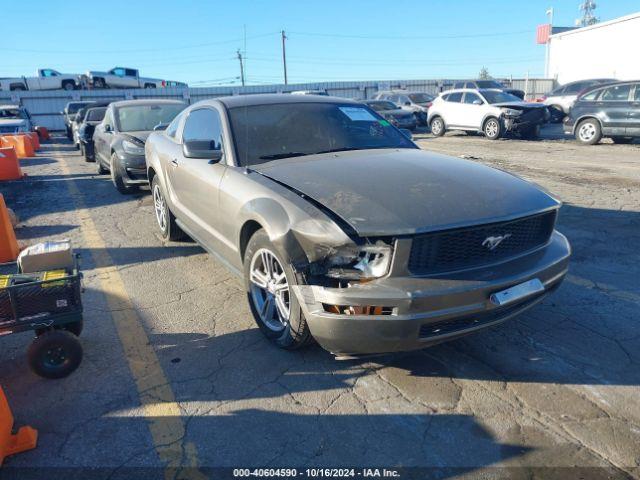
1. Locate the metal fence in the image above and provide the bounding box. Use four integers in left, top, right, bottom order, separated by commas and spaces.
0, 78, 556, 131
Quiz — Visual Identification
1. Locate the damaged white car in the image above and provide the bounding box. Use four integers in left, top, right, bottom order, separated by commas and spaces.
145, 94, 570, 356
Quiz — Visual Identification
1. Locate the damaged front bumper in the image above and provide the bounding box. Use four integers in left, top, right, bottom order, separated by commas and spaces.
291, 231, 570, 356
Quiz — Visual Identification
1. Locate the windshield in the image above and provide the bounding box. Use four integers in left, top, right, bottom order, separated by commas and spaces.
367, 101, 396, 111
480, 90, 523, 104
408, 93, 434, 103
86, 107, 107, 122
475, 80, 502, 89
228, 102, 415, 167
0, 108, 24, 119
115, 103, 185, 132
67, 102, 93, 114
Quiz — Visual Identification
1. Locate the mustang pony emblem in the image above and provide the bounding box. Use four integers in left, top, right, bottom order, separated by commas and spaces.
482, 234, 512, 251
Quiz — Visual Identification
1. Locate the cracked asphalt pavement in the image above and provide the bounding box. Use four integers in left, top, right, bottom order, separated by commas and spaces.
0, 126, 638, 479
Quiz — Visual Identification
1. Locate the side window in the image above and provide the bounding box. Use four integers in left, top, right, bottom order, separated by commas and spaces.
580, 89, 601, 101
182, 109, 223, 151
113, 68, 126, 77
165, 112, 183, 139
601, 84, 632, 102
463, 92, 482, 104
389, 94, 400, 103
447, 92, 463, 103
464, 82, 475, 89
441, 94, 450, 102
453, 82, 464, 89
550, 86, 565, 96
634, 85, 640, 101
42, 69, 55, 77
398, 95, 410, 105
564, 82, 587, 94
125, 69, 137, 77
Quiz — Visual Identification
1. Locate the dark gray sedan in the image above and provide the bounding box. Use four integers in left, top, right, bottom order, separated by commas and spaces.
364, 100, 418, 130
94, 99, 186, 193
145, 94, 570, 356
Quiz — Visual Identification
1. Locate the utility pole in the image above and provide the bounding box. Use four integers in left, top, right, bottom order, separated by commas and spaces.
544, 7, 554, 78
281, 30, 288, 85
237, 49, 245, 86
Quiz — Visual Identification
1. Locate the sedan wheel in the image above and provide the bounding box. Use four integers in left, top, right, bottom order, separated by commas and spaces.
243, 229, 313, 349
430, 117, 445, 137
576, 119, 602, 145
153, 184, 168, 233
249, 249, 290, 332
151, 177, 183, 241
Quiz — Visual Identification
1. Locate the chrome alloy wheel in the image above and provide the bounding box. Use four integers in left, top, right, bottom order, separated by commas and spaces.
485, 119, 499, 138
249, 248, 290, 331
578, 122, 597, 142
431, 118, 443, 135
153, 184, 167, 232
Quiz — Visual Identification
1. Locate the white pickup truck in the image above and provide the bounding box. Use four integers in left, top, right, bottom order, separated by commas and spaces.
84, 67, 165, 89
0, 69, 82, 91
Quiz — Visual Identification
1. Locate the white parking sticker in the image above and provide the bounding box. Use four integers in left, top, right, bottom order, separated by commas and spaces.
339, 107, 377, 122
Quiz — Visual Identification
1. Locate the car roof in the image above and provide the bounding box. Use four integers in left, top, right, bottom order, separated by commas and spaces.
210, 93, 358, 108
110, 99, 187, 108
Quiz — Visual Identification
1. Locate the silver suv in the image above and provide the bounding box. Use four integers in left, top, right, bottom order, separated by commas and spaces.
374, 91, 434, 125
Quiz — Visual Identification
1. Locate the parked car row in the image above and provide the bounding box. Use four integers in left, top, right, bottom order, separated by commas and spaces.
0, 67, 187, 91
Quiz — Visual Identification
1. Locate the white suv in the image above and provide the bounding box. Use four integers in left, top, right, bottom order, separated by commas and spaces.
427, 89, 549, 140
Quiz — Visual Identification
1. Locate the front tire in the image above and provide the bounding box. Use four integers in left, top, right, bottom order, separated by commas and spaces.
430, 116, 445, 137
28, 330, 83, 379
576, 118, 602, 145
483, 117, 502, 140
111, 153, 138, 194
62, 81, 75, 91
152, 177, 184, 241
244, 229, 313, 350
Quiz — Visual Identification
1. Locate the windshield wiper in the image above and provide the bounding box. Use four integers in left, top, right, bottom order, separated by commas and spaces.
316, 146, 397, 154
259, 152, 309, 160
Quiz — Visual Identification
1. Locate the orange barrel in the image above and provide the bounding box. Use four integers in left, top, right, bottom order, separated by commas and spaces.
26, 132, 40, 150
0, 193, 20, 262
0, 147, 23, 181
0, 135, 34, 158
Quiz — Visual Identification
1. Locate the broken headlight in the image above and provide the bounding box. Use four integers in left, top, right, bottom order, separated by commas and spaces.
501, 108, 522, 117
325, 242, 393, 281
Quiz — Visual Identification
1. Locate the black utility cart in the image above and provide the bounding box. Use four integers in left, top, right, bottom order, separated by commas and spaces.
0, 256, 83, 379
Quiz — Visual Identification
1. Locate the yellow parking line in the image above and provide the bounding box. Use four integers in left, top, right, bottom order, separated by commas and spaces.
55, 150, 206, 480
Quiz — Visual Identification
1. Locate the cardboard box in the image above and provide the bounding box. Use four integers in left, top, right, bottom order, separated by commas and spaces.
18, 241, 74, 273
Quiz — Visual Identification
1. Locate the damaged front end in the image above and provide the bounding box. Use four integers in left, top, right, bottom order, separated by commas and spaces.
501, 106, 550, 133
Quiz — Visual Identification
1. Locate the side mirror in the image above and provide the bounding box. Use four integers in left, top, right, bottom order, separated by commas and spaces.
399, 128, 413, 139
183, 140, 223, 162
153, 123, 169, 131
473, 99, 483, 105
104, 124, 112, 133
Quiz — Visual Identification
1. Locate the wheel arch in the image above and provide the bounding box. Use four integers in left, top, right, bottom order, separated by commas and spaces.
572, 115, 602, 135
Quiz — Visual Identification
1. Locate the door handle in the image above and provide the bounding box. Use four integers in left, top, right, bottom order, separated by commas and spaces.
170, 159, 179, 167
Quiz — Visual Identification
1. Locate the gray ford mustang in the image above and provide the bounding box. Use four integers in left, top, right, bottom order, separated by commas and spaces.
145, 94, 571, 356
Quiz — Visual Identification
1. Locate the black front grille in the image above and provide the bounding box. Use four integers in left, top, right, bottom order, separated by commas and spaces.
408, 211, 556, 275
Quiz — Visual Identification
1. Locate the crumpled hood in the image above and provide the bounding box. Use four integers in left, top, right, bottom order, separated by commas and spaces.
252, 149, 559, 237
493, 101, 547, 109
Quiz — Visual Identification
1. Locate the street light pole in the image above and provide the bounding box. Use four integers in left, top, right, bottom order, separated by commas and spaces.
281, 30, 288, 85
545, 7, 554, 78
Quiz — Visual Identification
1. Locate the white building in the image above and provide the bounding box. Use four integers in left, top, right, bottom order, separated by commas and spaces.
548, 12, 640, 84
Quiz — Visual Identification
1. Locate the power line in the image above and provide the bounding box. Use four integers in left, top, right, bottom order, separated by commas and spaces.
287, 29, 533, 40
0, 32, 279, 54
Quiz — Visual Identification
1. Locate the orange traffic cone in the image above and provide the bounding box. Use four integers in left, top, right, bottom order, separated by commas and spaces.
0, 194, 20, 262
0, 387, 38, 465
0, 148, 23, 181
35, 126, 50, 141
0, 136, 34, 158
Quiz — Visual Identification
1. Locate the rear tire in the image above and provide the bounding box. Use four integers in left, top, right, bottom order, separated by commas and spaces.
152, 177, 184, 241
483, 117, 502, 140
111, 153, 138, 194
28, 330, 83, 379
430, 116, 445, 137
243, 229, 313, 350
62, 81, 75, 91
575, 118, 602, 145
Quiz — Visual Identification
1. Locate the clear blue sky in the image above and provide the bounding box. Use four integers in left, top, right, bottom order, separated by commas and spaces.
2, 0, 638, 86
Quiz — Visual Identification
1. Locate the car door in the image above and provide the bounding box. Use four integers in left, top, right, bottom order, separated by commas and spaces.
168, 107, 228, 249
441, 91, 464, 126
110, 68, 130, 88
93, 108, 114, 164
628, 83, 640, 136
459, 91, 486, 128
598, 84, 633, 135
